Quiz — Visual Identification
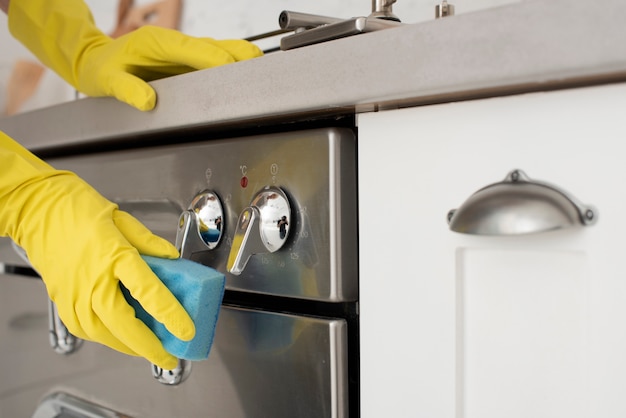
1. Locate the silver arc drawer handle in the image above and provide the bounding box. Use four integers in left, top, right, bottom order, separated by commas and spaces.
447, 169, 598, 236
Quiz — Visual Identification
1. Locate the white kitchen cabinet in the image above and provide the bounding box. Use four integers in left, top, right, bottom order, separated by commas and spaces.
358, 83, 626, 418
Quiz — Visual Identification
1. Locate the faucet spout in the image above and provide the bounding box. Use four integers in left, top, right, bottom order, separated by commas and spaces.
371, 0, 400, 21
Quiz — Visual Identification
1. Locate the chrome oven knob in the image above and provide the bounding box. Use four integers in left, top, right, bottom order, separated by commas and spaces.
175, 191, 224, 259
227, 186, 291, 275
155, 191, 223, 385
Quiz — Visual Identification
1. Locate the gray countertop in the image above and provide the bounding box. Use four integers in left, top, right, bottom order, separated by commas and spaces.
1, 0, 626, 151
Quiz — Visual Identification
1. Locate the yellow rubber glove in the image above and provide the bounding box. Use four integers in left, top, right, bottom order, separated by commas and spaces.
0, 131, 194, 369
8, 0, 262, 111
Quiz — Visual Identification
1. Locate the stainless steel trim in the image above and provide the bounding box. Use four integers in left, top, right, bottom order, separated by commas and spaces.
447, 169, 598, 235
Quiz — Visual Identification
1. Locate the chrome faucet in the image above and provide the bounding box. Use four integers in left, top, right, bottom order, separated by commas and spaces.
278, 0, 404, 50
251, 0, 456, 51
371, 0, 399, 21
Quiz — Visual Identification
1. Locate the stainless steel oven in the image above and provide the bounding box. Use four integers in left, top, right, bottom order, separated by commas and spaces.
0, 127, 358, 417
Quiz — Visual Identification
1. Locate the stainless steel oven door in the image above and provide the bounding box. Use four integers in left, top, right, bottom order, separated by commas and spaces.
0, 127, 355, 417
0, 273, 348, 417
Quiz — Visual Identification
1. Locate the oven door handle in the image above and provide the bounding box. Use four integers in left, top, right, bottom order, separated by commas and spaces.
7, 241, 84, 355
32, 392, 127, 418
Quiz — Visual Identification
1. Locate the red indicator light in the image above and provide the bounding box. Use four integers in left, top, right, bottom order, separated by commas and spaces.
240, 176, 248, 188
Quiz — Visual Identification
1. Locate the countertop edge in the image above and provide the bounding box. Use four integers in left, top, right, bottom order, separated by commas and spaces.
1, 0, 626, 151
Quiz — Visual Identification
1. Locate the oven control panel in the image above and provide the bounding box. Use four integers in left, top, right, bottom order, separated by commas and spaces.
177, 186, 293, 275
48, 128, 358, 302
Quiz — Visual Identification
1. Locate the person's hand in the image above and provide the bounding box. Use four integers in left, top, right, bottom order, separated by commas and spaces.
74, 27, 262, 110
0, 132, 194, 369
8, 0, 263, 111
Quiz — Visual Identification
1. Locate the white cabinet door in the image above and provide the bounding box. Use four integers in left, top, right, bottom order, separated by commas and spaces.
358, 83, 626, 418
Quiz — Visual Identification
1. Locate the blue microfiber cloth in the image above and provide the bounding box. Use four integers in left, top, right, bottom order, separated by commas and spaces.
121, 255, 226, 361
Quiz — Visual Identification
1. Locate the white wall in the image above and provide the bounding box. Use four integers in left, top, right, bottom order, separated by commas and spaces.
0, 0, 520, 113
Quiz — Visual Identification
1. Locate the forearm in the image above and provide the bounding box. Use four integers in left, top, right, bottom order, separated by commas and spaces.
0, 0, 9, 14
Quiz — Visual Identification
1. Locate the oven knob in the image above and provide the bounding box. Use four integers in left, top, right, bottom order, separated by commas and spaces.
152, 359, 192, 386
153, 191, 223, 386
175, 191, 224, 259
227, 186, 291, 275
